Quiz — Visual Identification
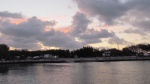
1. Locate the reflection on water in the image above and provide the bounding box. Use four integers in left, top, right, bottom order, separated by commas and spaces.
0, 65, 9, 74
1, 61, 150, 84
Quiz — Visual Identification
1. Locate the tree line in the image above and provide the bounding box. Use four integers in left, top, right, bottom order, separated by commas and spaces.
0, 44, 150, 60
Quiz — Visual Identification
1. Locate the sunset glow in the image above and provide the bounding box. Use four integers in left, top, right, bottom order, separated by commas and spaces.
10, 18, 27, 24
0, 0, 149, 50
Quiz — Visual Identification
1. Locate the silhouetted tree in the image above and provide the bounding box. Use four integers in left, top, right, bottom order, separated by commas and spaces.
0, 44, 9, 60
1, 43, 150, 60
137, 44, 150, 53
122, 47, 136, 56
107, 48, 122, 56
72, 46, 98, 57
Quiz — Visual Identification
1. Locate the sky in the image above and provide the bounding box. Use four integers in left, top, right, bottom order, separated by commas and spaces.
0, 0, 150, 50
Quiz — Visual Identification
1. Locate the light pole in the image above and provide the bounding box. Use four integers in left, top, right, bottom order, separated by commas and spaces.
117, 42, 119, 50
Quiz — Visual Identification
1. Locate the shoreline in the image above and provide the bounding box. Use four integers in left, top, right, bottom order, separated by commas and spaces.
1, 56, 150, 64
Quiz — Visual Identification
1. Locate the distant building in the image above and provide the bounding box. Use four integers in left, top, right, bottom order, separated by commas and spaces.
32, 56, 40, 60
144, 52, 150, 56
103, 51, 111, 57
15, 56, 20, 60
44, 54, 52, 59
137, 52, 150, 57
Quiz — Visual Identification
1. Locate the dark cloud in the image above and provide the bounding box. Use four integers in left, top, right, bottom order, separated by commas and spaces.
125, 0, 150, 32
74, 0, 128, 25
71, 12, 91, 35
74, 0, 150, 30
0, 10, 137, 50
0, 16, 55, 38
0, 11, 23, 18
0, 12, 117, 50
71, 12, 115, 44
132, 20, 150, 32
108, 36, 129, 45
78, 29, 115, 44
0, 16, 83, 50
124, 28, 146, 35
127, 0, 150, 13
10, 38, 41, 50
39, 31, 83, 49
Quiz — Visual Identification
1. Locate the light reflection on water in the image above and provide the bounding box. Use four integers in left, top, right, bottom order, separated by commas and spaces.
0, 61, 150, 84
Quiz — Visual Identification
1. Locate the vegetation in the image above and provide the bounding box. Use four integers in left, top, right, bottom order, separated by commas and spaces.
0, 44, 10, 60
0, 44, 150, 60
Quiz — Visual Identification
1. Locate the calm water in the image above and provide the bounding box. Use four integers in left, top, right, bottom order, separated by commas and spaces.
0, 61, 150, 84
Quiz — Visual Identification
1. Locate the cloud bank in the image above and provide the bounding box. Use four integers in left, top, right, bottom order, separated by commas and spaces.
0, 0, 150, 50
74, 0, 150, 31
0, 11, 23, 18
0, 11, 119, 50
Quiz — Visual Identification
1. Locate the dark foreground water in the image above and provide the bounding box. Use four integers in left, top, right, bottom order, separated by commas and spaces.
0, 61, 150, 84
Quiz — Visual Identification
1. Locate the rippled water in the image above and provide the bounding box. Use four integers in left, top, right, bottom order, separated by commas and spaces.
1, 61, 150, 84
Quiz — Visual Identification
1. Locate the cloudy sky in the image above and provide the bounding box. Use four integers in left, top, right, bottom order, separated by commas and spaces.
0, 0, 149, 50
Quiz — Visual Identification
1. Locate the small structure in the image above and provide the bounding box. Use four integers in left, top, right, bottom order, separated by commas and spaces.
32, 56, 40, 60
44, 54, 52, 59
26, 56, 32, 59
144, 52, 150, 57
52, 55, 59, 60
137, 52, 150, 57
15, 56, 20, 60
103, 51, 111, 57
74, 55, 78, 58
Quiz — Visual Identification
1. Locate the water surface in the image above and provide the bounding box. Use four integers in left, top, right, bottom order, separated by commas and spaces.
0, 61, 150, 84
